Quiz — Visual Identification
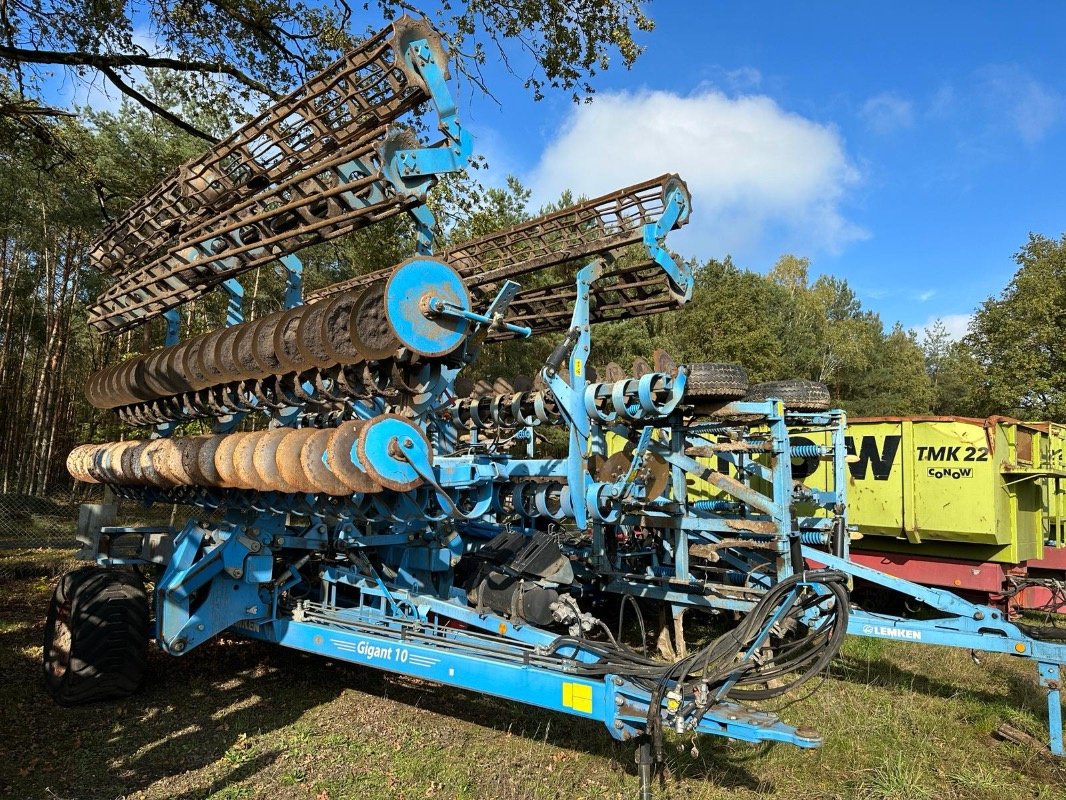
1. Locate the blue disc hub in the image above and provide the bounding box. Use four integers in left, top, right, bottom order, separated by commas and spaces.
384, 257, 470, 357
356, 414, 433, 492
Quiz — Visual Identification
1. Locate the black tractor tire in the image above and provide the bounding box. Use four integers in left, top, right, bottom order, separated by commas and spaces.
743, 379, 832, 412
684, 362, 749, 402
43, 566, 149, 705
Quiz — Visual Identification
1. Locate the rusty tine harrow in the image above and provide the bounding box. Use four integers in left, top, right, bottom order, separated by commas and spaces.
308, 173, 690, 305
87, 16, 469, 334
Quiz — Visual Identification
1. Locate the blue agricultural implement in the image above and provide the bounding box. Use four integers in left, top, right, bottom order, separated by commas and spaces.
50, 14, 1066, 797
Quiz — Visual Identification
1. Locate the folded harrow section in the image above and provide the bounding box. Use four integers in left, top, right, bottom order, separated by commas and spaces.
88, 15, 469, 333
308, 173, 691, 306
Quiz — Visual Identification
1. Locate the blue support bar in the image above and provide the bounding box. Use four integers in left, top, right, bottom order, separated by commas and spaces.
162, 308, 180, 347
279, 254, 303, 309
222, 278, 245, 326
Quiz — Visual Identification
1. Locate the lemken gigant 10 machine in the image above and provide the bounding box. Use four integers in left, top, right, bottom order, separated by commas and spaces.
47, 15, 1066, 796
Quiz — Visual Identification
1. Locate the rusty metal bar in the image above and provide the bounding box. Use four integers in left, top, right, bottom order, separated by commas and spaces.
486, 260, 685, 340
306, 174, 690, 303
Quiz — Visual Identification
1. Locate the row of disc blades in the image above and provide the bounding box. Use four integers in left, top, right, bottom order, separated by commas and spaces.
85, 282, 402, 410
88, 255, 476, 415
66, 416, 431, 495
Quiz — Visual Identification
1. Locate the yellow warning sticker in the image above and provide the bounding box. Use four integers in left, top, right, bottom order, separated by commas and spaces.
573, 358, 583, 377
562, 681, 593, 714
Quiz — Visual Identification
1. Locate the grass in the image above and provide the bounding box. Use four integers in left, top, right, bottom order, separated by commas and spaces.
1, 549, 1064, 800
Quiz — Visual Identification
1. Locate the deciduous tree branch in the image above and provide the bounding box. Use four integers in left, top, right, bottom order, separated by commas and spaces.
0, 44, 281, 100
99, 66, 219, 144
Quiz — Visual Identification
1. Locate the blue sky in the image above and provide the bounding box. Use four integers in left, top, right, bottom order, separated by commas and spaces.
456, 2, 1066, 340
50, 2, 1065, 340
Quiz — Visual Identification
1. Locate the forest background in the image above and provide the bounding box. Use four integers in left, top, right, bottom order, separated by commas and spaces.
0, 1, 1063, 497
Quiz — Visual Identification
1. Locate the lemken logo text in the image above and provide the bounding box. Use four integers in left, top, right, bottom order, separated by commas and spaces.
861, 624, 922, 640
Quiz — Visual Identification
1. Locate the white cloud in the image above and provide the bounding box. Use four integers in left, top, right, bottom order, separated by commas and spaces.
526, 89, 866, 261
977, 64, 1061, 144
915, 289, 936, 302
724, 67, 762, 91
860, 92, 914, 134
915, 313, 972, 342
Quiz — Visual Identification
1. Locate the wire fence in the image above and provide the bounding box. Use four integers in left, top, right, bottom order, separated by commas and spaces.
0, 488, 181, 579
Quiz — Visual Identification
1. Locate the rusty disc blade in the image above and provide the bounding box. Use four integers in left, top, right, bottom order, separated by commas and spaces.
141, 350, 175, 397
177, 435, 211, 485
252, 310, 287, 375
321, 291, 364, 365
213, 325, 244, 382
84, 367, 105, 408
273, 305, 311, 374
632, 356, 651, 378
604, 362, 625, 383
165, 342, 195, 395
124, 441, 151, 485
66, 445, 97, 484
103, 442, 137, 484
325, 421, 382, 494
595, 452, 632, 483
118, 441, 144, 485
653, 348, 677, 376
85, 444, 110, 483
141, 439, 179, 488
453, 375, 474, 398
87, 363, 116, 408
88, 444, 114, 483
643, 452, 670, 500
295, 300, 335, 369
213, 432, 247, 489
252, 429, 298, 493
122, 357, 155, 405
350, 281, 399, 361
195, 436, 226, 487
97, 362, 123, 407
233, 431, 266, 490
300, 428, 352, 496
155, 438, 191, 485
233, 322, 267, 381
276, 428, 319, 494
180, 334, 213, 391
195, 328, 229, 385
